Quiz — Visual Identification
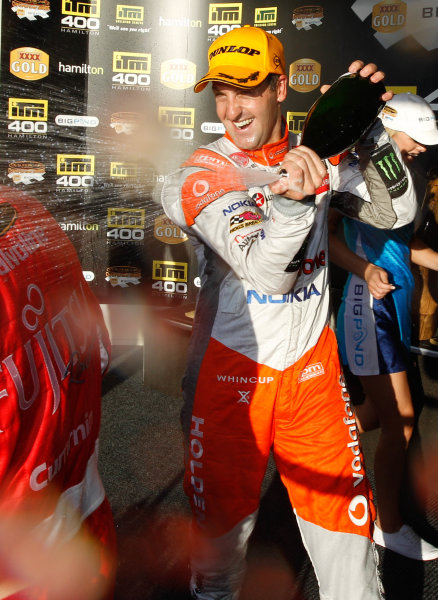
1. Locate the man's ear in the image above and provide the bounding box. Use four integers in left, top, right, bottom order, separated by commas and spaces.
277, 74, 288, 103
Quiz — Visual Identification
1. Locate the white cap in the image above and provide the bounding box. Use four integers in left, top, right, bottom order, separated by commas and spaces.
379, 93, 438, 146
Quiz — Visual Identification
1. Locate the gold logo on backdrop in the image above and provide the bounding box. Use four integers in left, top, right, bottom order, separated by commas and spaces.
161, 59, 196, 90
254, 7, 277, 26
62, 0, 100, 17
116, 4, 144, 22
208, 3, 242, 24
154, 214, 188, 244
372, 0, 406, 33
152, 260, 188, 282
10, 47, 49, 81
113, 51, 151, 73
286, 112, 308, 135
107, 208, 145, 228
158, 107, 195, 128
289, 59, 321, 93
57, 154, 95, 175
9, 98, 48, 121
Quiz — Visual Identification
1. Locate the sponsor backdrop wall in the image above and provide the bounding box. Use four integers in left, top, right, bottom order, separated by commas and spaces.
1, 0, 438, 322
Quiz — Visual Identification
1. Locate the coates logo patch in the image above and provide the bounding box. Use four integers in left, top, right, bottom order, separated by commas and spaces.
10, 47, 49, 80
289, 59, 321, 93
0, 203, 18, 237
298, 362, 325, 383
230, 152, 251, 167
161, 59, 196, 90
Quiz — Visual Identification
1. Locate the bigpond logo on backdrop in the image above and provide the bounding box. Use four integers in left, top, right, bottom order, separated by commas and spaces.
55, 114, 99, 127
10, 47, 49, 80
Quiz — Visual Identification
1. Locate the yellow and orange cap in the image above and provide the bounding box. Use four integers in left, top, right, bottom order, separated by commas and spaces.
194, 25, 285, 93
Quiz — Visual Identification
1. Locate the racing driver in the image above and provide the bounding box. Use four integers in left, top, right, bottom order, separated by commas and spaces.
161, 25, 416, 600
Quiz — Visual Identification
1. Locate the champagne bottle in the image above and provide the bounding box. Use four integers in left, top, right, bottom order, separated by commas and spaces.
300, 72, 386, 159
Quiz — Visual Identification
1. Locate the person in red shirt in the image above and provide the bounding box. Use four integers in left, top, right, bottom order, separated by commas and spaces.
0, 186, 116, 599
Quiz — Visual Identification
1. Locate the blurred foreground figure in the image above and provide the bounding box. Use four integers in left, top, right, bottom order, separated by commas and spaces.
0, 186, 116, 599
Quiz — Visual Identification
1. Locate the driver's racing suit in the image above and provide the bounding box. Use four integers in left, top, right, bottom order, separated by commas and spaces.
161, 124, 415, 600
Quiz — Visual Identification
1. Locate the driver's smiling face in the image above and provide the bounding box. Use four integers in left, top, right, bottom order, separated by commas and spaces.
212, 75, 287, 150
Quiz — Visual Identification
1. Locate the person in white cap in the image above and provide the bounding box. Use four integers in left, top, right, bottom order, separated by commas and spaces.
329, 92, 438, 562
161, 24, 411, 600
382, 94, 438, 350
380, 92, 438, 158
